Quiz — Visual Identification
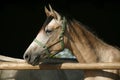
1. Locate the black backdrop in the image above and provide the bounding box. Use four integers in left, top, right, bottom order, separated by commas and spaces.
0, 0, 120, 59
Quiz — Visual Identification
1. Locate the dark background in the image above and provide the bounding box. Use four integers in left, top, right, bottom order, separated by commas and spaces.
0, 0, 120, 59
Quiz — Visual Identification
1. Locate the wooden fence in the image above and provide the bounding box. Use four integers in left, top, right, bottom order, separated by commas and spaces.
0, 62, 120, 70
0, 55, 120, 70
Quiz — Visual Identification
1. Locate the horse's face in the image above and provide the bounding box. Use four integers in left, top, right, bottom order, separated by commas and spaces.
23, 5, 66, 65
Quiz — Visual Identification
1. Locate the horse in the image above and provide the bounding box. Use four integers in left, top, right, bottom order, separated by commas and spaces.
23, 5, 120, 80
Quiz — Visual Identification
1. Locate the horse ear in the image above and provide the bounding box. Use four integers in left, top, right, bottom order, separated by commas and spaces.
44, 4, 61, 20
49, 4, 54, 13
52, 10, 61, 20
48, 4, 61, 20
44, 4, 54, 17
44, 6, 51, 16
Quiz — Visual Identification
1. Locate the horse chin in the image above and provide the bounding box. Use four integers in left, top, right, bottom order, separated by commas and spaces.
29, 55, 40, 66
29, 51, 60, 66
30, 54, 48, 66
31, 60, 40, 66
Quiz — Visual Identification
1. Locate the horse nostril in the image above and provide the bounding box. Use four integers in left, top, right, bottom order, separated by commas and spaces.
24, 54, 31, 62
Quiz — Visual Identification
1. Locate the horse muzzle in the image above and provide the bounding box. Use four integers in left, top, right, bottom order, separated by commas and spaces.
23, 49, 48, 66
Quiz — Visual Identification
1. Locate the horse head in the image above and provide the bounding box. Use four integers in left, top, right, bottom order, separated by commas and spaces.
23, 5, 68, 65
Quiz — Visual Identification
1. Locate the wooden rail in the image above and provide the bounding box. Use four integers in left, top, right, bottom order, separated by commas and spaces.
0, 55, 120, 70
0, 62, 120, 70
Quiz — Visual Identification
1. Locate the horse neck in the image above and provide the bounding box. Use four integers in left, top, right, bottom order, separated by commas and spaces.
65, 20, 115, 63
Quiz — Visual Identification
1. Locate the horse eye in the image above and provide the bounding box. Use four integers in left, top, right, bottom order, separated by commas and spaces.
45, 29, 52, 35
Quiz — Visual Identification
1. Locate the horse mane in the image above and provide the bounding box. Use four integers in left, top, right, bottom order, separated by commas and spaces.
64, 16, 120, 63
